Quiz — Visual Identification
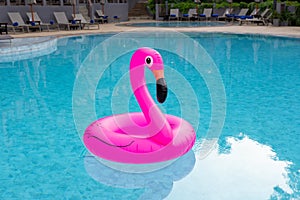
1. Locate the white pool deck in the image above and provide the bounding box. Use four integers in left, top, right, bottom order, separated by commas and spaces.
8, 20, 300, 39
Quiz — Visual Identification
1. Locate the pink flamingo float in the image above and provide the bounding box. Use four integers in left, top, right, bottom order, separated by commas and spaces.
83, 47, 196, 164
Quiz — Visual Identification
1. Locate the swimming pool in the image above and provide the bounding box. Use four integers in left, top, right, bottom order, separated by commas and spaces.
119, 21, 227, 27
0, 31, 299, 199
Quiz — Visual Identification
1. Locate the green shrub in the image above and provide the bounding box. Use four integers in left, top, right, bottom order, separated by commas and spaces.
285, 1, 300, 6
147, 0, 299, 20
294, 5, 300, 25
260, 0, 273, 9
272, 10, 280, 19
239, 2, 248, 8
297, 5, 300, 15
296, 18, 300, 26
147, 0, 155, 14
248, 2, 256, 10
216, 2, 230, 8
232, 2, 240, 8
200, 2, 214, 8
280, 10, 291, 21
172, 2, 197, 13
288, 14, 297, 25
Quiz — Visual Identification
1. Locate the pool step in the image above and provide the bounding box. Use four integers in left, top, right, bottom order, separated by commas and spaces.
128, 1, 152, 18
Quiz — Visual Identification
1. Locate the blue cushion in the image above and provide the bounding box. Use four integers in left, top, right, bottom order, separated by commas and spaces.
103, 16, 108, 19
13, 22, 18, 26
200, 14, 206, 17
170, 14, 176, 17
226, 14, 234, 17
183, 14, 189, 17
113, 16, 118, 19
90, 19, 95, 24
212, 14, 218, 17
71, 20, 76, 24
50, 20, 54, 25
30, 22, 36, 26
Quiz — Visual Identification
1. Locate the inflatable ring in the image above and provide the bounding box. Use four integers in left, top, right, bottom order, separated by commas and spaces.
83, 47, 196, 164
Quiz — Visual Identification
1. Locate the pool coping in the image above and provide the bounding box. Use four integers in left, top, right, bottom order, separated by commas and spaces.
6, 20, 300, 39
0, 36, 57, 63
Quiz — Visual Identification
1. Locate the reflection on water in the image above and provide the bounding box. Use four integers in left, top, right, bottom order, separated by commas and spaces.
84, 150, 195, 200
165, 135, 293, 200
1, 58, 48, 142
83, 135, 295, 200
0, 37, 57, 63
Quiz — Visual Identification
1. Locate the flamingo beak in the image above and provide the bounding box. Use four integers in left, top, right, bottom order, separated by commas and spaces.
153, 70, 167, 103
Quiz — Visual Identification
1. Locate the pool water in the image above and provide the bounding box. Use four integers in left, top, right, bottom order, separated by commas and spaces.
0, 32, 299, 199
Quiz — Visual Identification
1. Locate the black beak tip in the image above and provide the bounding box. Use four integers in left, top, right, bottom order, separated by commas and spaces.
157, 96, 166, 103
156, 78, 167, 104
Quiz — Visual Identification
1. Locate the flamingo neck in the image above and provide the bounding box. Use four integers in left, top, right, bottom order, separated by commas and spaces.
129, 58, 172, 144
130, 66, 158, 122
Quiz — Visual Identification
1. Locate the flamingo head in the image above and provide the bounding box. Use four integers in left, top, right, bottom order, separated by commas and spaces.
131, 47, 168, 103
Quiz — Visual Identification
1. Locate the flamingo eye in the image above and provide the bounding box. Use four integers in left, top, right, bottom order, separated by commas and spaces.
145, 56, 153, 67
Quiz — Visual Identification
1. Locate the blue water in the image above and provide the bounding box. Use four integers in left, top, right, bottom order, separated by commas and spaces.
119, 21, 227, 27
0, 32, 299, 199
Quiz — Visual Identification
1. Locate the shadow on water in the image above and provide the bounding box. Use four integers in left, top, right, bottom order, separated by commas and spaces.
84, 150, 195, 200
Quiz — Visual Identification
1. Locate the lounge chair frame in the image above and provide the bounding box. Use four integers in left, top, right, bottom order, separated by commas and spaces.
74, 14, 100, 29
8, 12, 41, 33
54, 12, 81, 31
0, 23, 8, 34
26, 12, 59, 32
169, 9, 179, 21
199, 8, 212, 21
95, 10, 108, 23
238, 8, 271, 26
182, 9, 197, 21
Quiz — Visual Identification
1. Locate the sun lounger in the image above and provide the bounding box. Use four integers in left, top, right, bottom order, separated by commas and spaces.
8, 12, 41, 33
258, 8, 271, 20
199, 8, 212, 21
74, 14, 99, 29
113, 15, 120, 23
249, 9, 272, 25
239, 8, 271, 26
54, 12, 80, 31
26, 12, 59, 31
234, 8, 249, 19
95, 10, 108, 23
225, 8, 240, 21
189, 9, 198, 20
249, 8, 260, 16
182, 9, 197, 21
211, 9, 221, 21
181, 13, 189, 21
0, 22, 8, 34
169, 9, 179, 20
218, 8, 231, 21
